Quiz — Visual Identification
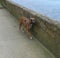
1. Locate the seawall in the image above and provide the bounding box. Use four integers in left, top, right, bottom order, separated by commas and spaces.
1, 0, 60, 58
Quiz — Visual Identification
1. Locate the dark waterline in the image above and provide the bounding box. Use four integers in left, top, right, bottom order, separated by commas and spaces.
10, 0, 60, 22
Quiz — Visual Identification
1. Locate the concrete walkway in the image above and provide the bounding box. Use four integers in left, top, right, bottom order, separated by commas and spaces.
0, 5, 55, 58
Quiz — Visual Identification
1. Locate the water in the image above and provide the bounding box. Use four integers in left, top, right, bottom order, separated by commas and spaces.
10, 0, 60, 22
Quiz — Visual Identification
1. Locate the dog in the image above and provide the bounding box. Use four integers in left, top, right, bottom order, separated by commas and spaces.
19, 16, 35, 39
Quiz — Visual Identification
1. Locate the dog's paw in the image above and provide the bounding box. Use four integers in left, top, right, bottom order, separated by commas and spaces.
30, 37, 33, 39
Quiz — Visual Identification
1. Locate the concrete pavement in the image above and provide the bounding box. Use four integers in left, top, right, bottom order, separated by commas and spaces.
0, 5, 55, 58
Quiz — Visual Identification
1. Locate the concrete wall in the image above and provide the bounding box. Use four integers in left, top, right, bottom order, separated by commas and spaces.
0, 0, 4, 3
2, 0, 60, 58
0, 0, 1, 3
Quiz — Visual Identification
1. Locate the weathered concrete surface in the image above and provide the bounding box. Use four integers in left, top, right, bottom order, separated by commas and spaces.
0, 6, 55, 58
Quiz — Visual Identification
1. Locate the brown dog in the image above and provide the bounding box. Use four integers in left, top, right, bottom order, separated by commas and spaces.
19, 16, 35, 39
